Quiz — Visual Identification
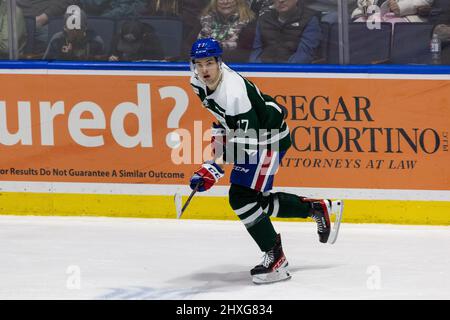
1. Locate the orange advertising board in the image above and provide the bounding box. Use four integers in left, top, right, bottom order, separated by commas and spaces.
0, 71, 448, 191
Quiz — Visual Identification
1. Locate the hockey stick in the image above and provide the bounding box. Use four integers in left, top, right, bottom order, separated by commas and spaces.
174, 182, 200, 219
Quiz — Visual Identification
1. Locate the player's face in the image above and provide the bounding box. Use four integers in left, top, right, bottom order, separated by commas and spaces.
194, 57, 220, 86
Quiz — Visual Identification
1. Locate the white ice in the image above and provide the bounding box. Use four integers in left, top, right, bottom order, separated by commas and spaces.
0, 215, 448, 300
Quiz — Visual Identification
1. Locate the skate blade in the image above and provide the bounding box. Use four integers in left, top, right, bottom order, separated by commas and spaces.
252, 263, 292, 285
327, 200, 344, 244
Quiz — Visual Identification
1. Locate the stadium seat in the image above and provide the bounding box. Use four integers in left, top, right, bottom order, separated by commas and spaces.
327, 22, 392, 64
24, 17, 37, 55
23, 17, 49, 57
85, 17, 115, 54
391, 23, 434, 64
433, 0, 450, 12
313, 22, 330, 64
117, 17, 183, 59
47, 17, 64, 41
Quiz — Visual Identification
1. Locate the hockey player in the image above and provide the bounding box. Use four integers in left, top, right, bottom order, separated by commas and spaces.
188, 38, 343, 284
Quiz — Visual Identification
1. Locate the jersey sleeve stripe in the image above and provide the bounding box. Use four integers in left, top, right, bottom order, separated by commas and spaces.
265, 101, 283, 114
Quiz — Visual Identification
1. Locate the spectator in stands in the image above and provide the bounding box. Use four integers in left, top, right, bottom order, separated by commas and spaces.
143, 0, 180, 16
250, 0, 321, 63
247, 0, 273, 16
0, 0, 27, 58
303, 0, 357, 12
109, 20, 164, 61
387, 0, 434, 20
79, 0, 106, 15
433, 13, 450, 64
17, 0, 80, 57
43, 9, 105, 60
80, 0, 146, 19
425, 0, 450, 25
304, 0, 357, 23
352, 0, 434, 23
197, 0, 257, 62
181, 0, 209, 57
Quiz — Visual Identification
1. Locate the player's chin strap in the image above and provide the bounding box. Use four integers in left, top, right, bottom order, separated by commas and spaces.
207, 68, 223, 89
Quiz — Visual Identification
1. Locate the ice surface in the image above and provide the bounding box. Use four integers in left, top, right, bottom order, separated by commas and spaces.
0, 216, 448, 300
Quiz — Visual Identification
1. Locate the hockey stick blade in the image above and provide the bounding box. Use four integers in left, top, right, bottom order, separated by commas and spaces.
327, 200, 344, 244
174, 183, 200, 219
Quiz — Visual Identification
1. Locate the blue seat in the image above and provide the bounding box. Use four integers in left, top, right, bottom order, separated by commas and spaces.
391, 23, 434, 64
24, 17, 38, 55
24, 17, 49, 56
85, 17, 115, 54
327, 22, 392, 64
117, 17, 183, 59
432, 0, 450, 12
47, 17, 65, 41
48, 17, 115, 54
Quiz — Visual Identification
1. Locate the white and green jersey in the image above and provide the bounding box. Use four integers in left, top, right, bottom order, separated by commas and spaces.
190, 63, 292, 157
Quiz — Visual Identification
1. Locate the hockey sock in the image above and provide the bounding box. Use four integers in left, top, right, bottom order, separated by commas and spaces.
246, 216, 278, 252
229, 184, 277, 252
259, 192, 311, 219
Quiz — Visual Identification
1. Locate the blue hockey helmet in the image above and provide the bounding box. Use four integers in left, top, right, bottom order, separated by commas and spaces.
190, 38, 223, 61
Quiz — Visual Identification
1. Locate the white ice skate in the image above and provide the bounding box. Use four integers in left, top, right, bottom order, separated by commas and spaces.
309, 199, 344, 244
251, 234, 292, 284
252, 259, 291, 285
328, 200, 344, 244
